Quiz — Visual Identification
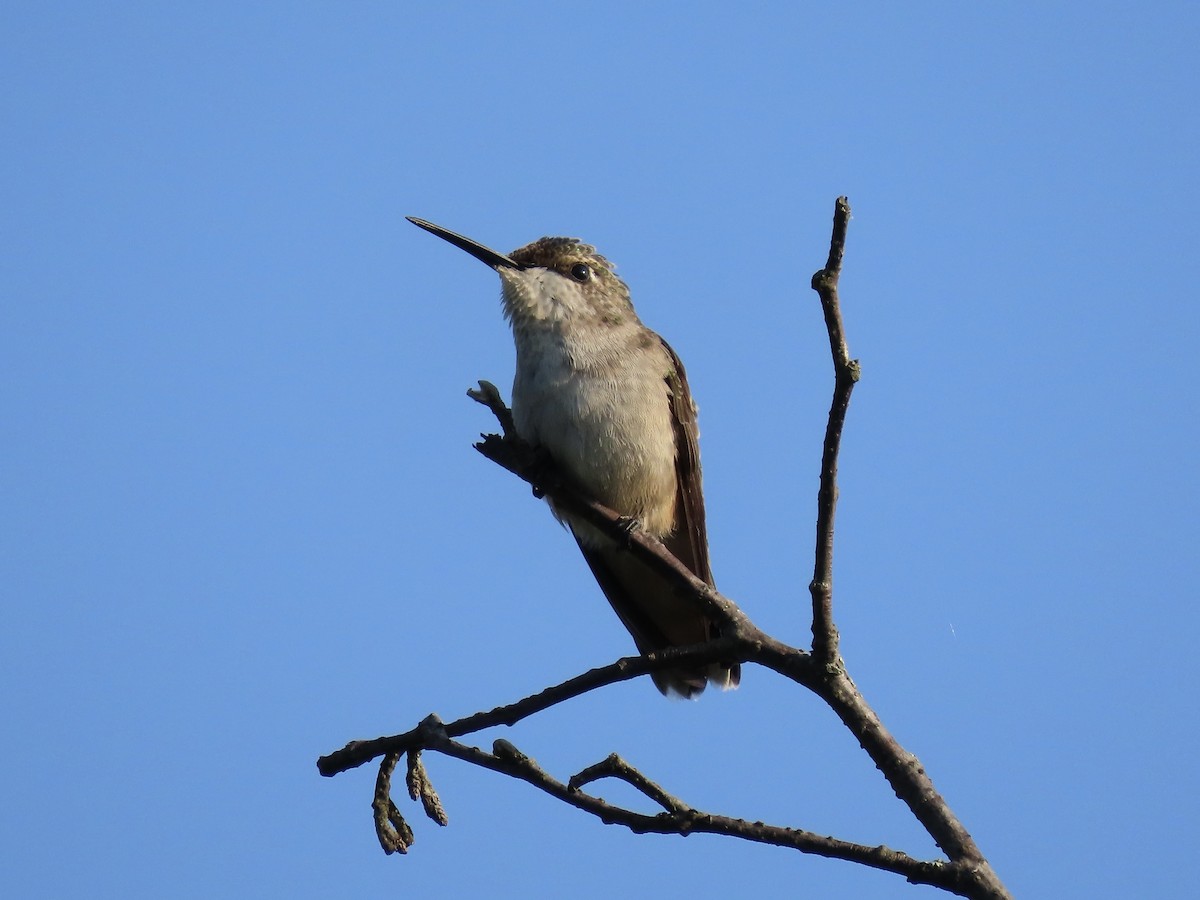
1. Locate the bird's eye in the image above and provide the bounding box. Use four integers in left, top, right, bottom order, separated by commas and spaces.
570, 263, 591, 282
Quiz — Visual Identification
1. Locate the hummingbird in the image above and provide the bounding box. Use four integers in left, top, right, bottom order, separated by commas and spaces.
408, 217, 739, 698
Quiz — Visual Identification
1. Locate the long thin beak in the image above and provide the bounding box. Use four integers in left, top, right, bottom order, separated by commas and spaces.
407, 217, 523, 270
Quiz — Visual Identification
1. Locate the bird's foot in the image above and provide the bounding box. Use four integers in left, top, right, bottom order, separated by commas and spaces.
614, 515, 643, 548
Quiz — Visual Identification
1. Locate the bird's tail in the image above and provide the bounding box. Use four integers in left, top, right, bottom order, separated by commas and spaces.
575, 539, 740, 698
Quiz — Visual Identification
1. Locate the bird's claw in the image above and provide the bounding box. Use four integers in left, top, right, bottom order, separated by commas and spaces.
615, 515, 642, 548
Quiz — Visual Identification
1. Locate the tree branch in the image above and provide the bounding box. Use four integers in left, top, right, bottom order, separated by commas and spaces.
567, 753, 691, 815
318, 638, 757, 777
365, 716, 977, 892
318, 198, 1011, 899
809, 195, 860, 665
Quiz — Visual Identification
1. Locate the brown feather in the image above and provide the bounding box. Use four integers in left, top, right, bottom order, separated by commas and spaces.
660, 338, 740, 691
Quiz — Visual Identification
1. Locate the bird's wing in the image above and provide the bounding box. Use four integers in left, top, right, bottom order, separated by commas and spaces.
659, 337, 714, 588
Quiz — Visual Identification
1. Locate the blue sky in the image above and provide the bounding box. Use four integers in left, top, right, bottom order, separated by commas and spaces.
3, 3, 1197, 897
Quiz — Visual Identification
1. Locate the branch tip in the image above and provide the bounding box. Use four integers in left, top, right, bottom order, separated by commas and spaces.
467, 379, 515, 437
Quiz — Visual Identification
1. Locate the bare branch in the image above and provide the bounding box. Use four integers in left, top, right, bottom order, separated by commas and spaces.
318, 638, 755, 777
809, 195, 860, 665
471, 430, 762, 642
431, 733, 969, 894
568, 753, 689, 816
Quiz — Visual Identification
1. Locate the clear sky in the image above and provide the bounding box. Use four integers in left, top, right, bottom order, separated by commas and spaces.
3, 3, 1197, 898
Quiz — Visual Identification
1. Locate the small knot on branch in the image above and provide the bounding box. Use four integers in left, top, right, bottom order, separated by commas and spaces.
416, 713, 448, 742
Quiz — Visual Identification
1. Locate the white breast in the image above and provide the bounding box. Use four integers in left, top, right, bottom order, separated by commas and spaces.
511, 322, 678, 538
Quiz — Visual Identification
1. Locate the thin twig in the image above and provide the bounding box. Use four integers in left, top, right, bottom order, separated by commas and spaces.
317, 637, 753, 777
434, 734, 968, 894
568, 753, 690, 816
472, 431, 755, 637
809, 196, 860, 665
